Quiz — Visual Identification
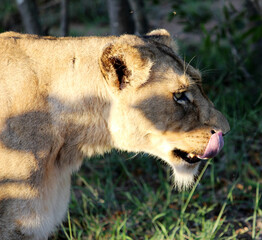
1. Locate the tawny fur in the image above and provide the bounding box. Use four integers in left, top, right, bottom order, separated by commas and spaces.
0, 29, 229, 239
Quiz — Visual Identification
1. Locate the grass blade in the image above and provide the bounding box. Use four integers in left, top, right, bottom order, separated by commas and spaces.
68, 210, 73, 240
181, 159, 212, 217
252, 182, 260, 239
61, 222, 71, 240
172, 159, 212, 237
210, 181, 237, 238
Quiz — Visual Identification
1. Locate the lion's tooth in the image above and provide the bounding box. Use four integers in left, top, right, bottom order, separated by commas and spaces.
187, 153, 195, 158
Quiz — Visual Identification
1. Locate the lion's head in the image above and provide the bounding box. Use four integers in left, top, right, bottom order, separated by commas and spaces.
100, 29, 230, 189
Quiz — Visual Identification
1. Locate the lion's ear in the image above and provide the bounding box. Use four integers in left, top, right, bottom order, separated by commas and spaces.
145, 29, 178, 53
99, 43, 152, 91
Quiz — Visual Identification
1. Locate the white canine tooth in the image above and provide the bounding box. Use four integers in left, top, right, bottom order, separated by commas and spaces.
187, 153, 195, 158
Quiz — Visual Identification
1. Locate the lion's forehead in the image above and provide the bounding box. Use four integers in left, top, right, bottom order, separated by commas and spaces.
139, 50, 201, 94
139, 67, 199, 98
148, 42, 202, 81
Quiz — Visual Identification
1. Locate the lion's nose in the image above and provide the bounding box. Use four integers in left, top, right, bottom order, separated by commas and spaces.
211, 129, 216, 135
209, 108, 230, 136
211, 125, 230, 137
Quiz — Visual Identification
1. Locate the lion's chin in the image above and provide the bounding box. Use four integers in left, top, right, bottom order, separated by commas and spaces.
170, 161, 201, 191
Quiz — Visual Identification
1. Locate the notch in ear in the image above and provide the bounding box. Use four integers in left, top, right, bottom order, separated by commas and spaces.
99, 43, 152, 91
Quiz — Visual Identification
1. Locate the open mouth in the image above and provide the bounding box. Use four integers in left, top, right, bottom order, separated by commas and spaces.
172, 131, 225, 164
173, 149, 202, 164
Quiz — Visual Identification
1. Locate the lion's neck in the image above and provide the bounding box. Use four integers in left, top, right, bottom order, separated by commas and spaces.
45, 39, 115, 159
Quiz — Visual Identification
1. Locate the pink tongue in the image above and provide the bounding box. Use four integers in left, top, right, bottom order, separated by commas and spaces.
198, 132, 224, 159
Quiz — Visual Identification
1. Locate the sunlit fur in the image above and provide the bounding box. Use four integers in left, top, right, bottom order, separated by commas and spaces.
0, 29, 229, 239
171, 162, 201, 191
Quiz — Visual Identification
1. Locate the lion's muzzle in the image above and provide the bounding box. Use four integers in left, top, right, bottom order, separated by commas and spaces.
198, 131, 224, 159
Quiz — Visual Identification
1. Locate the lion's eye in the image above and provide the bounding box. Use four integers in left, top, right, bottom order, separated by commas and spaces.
173, 92, 189, 103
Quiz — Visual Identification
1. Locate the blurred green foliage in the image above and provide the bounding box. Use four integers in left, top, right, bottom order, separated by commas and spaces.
171, 1, 262, 79
169, 0, 212, 30
0, 0, 109, 34
69, 0, 108, 23
0, 0, 17, 32
170, 1, 262, 116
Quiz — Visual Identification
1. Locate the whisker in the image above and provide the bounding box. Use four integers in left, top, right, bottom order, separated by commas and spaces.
200, 68, 217, 76
185, 55, 197, 74
126, 153, 140, 160
183, 54, 186, 76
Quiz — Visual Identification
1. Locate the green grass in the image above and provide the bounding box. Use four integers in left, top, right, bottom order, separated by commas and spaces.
50, 1, 261, 239
50, 118, 261, 240
50, 149, 261, 239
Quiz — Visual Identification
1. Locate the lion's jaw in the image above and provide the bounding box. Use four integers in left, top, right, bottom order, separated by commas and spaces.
107, 99, 225, 189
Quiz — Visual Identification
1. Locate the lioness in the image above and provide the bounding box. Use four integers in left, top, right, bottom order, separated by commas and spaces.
0, 29, 229, 239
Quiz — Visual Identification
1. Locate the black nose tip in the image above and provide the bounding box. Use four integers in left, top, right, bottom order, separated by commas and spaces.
211, 129, 228, 136
211, 129, 216, 134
